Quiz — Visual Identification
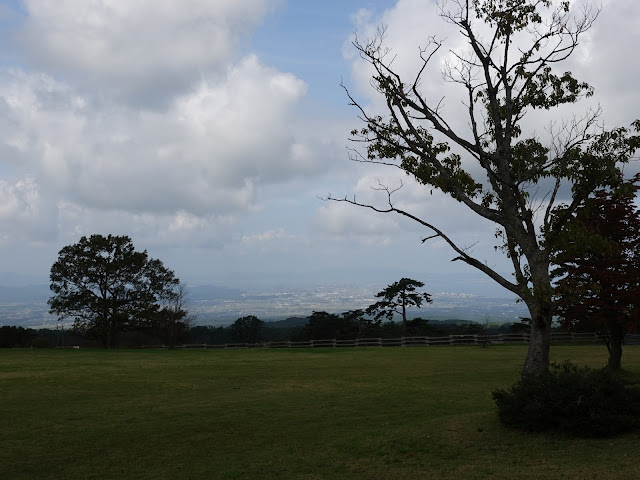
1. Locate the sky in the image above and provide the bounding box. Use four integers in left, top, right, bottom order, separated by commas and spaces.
0, 0, 638, 293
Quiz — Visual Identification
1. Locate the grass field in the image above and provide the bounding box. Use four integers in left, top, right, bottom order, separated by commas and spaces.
1, 345, 639, 480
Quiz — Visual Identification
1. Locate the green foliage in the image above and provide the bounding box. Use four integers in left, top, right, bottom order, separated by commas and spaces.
492, 361, 640, 437
551, 176, 640, 370
190, 325, 233, 344
405, 317, 436, 336
366, 278, 432, 335
230, 315, 265, 343
48, 234, 181, 348
298, 311, 359, 341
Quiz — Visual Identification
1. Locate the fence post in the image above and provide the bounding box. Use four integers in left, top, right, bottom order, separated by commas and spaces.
449, 335, 454, 345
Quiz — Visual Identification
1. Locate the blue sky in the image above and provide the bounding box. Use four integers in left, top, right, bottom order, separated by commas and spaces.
0, 0, 637, 294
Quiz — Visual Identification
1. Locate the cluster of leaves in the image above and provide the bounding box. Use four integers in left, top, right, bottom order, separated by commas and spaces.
295, 311, 437, 341
551, 175, 640, 369
492, 361, 640, 437
49, 234, 186, 348
230, 315, 265, 343
473, 0, 559, 36
366, 278, 432, 321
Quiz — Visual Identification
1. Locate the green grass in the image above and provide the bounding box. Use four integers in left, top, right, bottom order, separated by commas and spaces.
1, 345, 639, 479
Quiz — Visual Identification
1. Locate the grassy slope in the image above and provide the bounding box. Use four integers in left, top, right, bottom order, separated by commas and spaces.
1, 345, 638, 480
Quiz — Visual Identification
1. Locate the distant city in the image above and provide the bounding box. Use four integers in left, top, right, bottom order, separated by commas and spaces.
0, 271, 529, 328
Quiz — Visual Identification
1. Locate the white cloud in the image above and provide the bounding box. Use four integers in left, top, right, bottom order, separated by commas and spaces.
313, 169, 501, 259
0, 0, 636, 285
55, 202, 235, 249
0, 0, 360, 260
16, 0, 277, 103
313, 200, 398, 247
241, 228, 296, 244
0, 55, 320, 236
0, 176, 57, 243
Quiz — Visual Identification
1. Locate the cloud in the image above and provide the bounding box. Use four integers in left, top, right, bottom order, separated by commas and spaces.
0, 0, 636, 284
54, 202, 234, 249
15, 0, 277, 104
313, 169, 500, 256
569, 0, 640, 126
0, 54, 319, 233
241, 228, 297, 244
0, 176, 58, 243
0, 0, 363, 259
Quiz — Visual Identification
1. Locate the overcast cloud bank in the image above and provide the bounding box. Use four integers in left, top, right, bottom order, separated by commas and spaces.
0, 0, 637, 293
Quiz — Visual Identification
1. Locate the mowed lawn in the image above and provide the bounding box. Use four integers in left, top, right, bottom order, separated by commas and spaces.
1, 345, 639, 480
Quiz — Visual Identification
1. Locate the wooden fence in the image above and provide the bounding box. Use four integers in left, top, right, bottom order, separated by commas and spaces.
143, 332, 640, 350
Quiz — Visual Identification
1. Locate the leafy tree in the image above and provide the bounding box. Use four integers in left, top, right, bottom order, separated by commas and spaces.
341, 308, 381, 338
48, 234, 180, 348
299, 311, 359, 341
333, 1, 640, 376
190, 325, 232, 345
493, 361, 640, 437
366, 278, 432, 336
231, 315, 265, 343
405, 317, 435, 336
553, 176, 640, 370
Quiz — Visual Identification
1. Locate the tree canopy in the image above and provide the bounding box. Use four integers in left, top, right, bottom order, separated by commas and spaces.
333, 0, 640, 376
298, 311, 360, 341
553, 176, 640, 370
48, 234, 182, 348
231, 315, 265, 343
366, 278, 432, 336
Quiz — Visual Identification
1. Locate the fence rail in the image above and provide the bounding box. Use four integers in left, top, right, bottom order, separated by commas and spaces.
142, 331, 640, 350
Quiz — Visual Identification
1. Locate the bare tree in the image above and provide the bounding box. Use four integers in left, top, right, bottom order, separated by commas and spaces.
332, 1, 640, 377
157, 282, 194, 349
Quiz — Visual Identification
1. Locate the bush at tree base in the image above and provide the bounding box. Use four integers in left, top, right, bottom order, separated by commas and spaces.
492, 361, 640, 437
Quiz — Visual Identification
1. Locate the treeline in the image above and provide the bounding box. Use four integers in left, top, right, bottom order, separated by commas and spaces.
192, 312, 530, 345
0, 315, 531, 348
0, 325, 176, 349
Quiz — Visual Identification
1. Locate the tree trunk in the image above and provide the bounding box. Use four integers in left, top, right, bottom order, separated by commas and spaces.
607, 337, 623, 372
522, 310, 552, 377
521, 272, 554, 378
401, 302, 407, 337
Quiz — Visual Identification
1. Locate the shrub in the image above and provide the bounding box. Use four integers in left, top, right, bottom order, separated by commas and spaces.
492, 361, 640, 437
